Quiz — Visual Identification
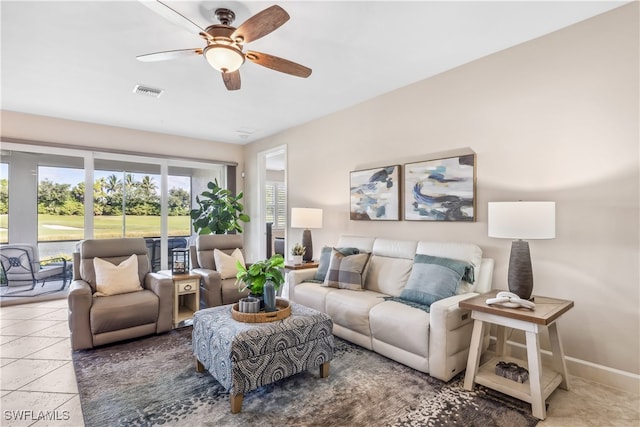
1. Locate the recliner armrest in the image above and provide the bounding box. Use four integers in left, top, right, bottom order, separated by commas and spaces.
430, 293, 478, 331
192, 268, 223, 307
67, 280, 94, 350
145, 272, 174, 333
428, 293, 479, 381
287, 268, 318, 301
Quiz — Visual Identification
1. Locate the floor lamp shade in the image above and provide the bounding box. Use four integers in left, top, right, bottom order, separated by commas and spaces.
488, 202, 556, 299
291, 208, 323, 262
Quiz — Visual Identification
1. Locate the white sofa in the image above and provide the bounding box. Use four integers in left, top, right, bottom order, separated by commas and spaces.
288, 235, 493, 382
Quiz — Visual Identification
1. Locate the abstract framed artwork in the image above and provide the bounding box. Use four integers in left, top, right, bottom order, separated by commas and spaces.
350, 165, 400, 220
404, 154, 476, 222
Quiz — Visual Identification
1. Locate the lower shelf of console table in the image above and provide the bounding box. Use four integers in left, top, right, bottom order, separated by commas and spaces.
475, 355, 564, 405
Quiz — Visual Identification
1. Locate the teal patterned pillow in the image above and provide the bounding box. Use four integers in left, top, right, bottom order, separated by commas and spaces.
400, 254, 473, 306
314, 246, 360, 281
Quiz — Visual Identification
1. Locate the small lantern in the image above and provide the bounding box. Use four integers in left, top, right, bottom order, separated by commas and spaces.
172, 248, 189, 275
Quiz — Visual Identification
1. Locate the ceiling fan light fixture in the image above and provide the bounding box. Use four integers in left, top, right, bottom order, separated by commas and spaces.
204, 44, 244, 73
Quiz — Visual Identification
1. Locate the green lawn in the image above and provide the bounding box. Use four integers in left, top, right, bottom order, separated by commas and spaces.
0, 214, 6, 243
32, 214, 191, 241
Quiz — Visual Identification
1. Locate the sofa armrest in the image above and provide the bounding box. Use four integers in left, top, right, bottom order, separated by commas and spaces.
145, 272, 174, 333
192, 267, 223, 307
287, 268, 318, 301
67, 280, 94, 350
428, 293, 480, 381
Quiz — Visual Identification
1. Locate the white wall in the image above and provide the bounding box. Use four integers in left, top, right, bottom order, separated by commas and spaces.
243, 3, 639, 387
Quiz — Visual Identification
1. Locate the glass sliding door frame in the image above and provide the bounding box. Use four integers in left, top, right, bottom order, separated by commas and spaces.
2, 141, 226, 270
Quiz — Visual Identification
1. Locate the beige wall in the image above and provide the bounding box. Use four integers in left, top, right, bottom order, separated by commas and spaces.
0, 111, 244, 167
244, 3, 639, 383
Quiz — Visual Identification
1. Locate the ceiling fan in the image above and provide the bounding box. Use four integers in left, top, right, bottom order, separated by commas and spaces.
137, 2, 312, 91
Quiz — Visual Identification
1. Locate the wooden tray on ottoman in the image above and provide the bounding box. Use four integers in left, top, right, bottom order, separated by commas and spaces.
232, 298, 291, 323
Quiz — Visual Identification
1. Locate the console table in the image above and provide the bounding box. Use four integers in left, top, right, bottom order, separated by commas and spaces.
459, 290, 574, 420
283, 261, 319, 271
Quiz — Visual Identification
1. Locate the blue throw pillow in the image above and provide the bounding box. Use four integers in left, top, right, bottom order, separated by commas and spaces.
314, 246, 360, 281
399, 254, 473, 306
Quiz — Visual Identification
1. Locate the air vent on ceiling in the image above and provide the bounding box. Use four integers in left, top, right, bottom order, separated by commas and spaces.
133, 84, 163, 98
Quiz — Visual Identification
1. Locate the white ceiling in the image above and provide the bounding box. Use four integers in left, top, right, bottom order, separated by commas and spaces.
1, 1, 626, 145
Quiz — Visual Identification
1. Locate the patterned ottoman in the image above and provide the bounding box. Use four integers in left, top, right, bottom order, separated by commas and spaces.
192, 301, 334, 413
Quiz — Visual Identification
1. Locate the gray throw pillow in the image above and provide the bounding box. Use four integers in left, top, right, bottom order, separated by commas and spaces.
322, 249, 370, 290
400, 254, 473, 306
314, 246, 360, 281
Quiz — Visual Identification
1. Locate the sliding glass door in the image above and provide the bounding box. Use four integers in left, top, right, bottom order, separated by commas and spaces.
2, 142, 227, 269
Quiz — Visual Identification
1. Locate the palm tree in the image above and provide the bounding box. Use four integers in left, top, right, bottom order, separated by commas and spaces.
105, 174, 121, 195
140, 175, 157, 197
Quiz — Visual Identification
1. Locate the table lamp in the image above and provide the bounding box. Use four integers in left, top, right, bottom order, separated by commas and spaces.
488, 201, 555, 300
291, 207, 323, 262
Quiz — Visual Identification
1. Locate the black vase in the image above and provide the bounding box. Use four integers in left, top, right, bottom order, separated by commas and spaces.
264, 281, 277, 312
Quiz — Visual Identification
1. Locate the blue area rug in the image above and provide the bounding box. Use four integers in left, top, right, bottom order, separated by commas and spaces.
72, 327, 538, 426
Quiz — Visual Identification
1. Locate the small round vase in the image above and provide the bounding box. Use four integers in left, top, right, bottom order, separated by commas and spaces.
250, 293, 265, 311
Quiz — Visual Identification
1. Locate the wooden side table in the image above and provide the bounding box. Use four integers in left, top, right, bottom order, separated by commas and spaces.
283, 261, 319, 272
159, 270, 201, 328
459, 290, 574, 420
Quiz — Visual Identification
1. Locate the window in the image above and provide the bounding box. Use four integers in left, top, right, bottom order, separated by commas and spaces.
167, 174, 191, 237
37, 165, 85, 243
0, 163, 7, 244
266, 181, 286, 229
3, 142, 227, 270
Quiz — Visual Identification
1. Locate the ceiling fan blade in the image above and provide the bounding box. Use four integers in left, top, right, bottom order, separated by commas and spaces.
245, 51, 312, 78
139, 0, 204, 34
222, 70, 241, 91
231, 5, 289, 44
136, 48, 202, 62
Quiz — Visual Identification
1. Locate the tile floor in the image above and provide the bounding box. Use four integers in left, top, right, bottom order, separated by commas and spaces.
1, 298, 639, 427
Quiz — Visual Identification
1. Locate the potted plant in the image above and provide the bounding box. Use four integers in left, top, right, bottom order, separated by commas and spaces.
291, 243, 305, 265
236, 254, 285, 299
190, 179, 250, 234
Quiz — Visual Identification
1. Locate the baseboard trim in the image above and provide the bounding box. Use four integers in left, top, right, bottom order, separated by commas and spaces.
489, 337, 640, 395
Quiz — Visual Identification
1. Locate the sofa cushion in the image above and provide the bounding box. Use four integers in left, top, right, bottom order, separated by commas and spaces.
293, 282, 337, 313
93, 254, 142, 297
323, 250, 370, 290
221, 277, 248, 305
399, 254, 472, 306
364, 255, 414, 296
336, 235, 375, 253
325, 289, 386, 337
90, 289, 159, 334
314, 246, 360, 282
370, 300, 430, 357
214, 248, 245, 279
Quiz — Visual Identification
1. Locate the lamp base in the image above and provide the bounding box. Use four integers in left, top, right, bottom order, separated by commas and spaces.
508, 240, 534, 300
302, 229, 313, 263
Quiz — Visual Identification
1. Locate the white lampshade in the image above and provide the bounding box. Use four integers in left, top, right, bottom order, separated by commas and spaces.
488, 202, 556, 240
203, 44, 244, 73
291, 208, 323, 229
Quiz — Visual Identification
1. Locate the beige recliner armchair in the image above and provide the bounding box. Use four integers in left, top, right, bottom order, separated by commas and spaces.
68, 238, 174, 351
190, 234, 248, 309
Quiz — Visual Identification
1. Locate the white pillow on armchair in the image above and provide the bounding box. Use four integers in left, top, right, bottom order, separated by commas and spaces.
93, 254, 142, 297
213, 248, 245, 279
